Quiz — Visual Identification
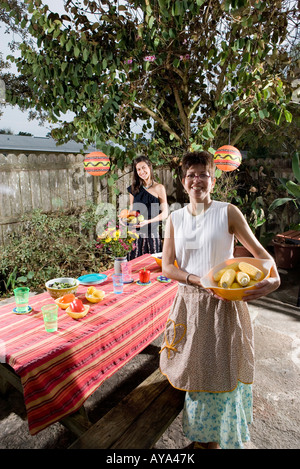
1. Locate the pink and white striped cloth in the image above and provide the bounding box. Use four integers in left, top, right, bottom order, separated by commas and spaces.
0, 255, 177, 435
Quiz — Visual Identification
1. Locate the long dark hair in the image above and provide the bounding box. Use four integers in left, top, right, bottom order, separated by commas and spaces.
131, 156, 154, 195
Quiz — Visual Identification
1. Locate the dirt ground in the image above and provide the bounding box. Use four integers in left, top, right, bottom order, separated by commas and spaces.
0, 267, 299, 450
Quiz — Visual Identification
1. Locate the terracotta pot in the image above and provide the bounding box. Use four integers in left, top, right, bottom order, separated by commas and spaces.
273, 241, 300, 269
234, 245, 253, 258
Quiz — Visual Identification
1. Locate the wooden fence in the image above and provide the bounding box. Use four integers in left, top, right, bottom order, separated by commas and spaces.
0, 152, 296, 246
0, 153, 178, 245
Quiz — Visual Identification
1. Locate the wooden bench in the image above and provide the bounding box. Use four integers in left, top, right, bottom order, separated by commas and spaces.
0, 363, 92, 437
69, 368, 185, 449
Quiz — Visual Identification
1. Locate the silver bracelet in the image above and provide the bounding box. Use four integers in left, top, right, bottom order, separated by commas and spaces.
186, 273, 192, 285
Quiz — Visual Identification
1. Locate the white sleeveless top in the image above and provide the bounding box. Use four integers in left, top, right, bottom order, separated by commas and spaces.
171, 200, 234, 279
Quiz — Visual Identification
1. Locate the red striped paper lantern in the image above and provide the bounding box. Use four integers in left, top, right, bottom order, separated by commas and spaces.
84, 152, 110, 176
214, 145, 242, 172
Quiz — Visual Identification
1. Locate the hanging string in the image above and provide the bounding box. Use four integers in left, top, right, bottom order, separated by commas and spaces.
228, 114, 232, 145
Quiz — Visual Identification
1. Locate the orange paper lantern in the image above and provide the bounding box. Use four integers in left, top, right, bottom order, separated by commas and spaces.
214, 145, 242, 172
84, 152, 110, 176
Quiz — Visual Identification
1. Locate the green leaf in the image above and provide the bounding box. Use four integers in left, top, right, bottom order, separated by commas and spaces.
284, 109, 292, 123
83, 48, 89, 61
17, 276, 27, 283
292, 152, 300, 184
286, 181, 300, 199
107, 176, 115, 186
86, 64, 93, 77
74, 46, 80, 58
169, 28, 176, 38
66, 39, 73, 52
148, 16, 154, 28
269, 198, 292, 211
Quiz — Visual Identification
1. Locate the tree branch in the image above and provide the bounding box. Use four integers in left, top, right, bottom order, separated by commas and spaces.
172, 86, 189, 141
132, 101, 183, 144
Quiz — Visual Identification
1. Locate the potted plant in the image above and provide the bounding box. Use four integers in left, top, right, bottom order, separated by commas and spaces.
96, 222, 139, 273
269, 152, 300, 269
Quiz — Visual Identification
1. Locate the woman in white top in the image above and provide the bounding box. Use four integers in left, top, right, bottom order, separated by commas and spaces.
159, 151, 280, 449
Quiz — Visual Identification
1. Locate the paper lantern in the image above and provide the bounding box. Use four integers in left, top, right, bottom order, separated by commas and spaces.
214, 145, 242, 172
84, 152, 110, 176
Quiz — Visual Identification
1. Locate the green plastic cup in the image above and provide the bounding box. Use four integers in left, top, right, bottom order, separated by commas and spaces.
13, 287, 30, 313
41, 304, 58, 332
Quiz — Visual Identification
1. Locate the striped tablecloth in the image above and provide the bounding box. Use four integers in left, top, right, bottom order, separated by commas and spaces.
0, 254, 178, 435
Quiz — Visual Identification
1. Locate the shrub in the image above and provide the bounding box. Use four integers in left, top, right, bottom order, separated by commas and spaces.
0, 204, 114, 297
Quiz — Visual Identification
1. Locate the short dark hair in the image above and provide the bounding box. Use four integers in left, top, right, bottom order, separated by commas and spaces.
181, 151, 215, 178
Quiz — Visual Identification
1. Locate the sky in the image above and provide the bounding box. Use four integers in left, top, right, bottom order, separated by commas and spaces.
0, 0, 68, 137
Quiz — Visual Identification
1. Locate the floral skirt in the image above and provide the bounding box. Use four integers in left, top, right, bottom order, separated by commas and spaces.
183, 382, 253, 449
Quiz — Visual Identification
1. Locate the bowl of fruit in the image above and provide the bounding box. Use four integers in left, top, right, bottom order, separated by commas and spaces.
119, 209, 144, 226
201, 257, 274, 301
85, 286, 106, 303
66, 298, 90, 319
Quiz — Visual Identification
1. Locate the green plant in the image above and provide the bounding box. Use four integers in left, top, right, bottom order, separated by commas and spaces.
213, 170, 240, 204
0, 205, 113, 297
269, 152, 300, 229
246, 196, 266, 234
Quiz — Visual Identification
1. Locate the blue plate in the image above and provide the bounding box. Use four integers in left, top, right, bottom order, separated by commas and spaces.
13, 305, 33, 314
77, 273, 108, 285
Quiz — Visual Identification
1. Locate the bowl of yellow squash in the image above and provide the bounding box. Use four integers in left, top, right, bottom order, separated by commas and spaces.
201, 257, 274, 301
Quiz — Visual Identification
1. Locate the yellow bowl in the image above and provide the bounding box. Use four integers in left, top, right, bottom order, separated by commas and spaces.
151, 253, 178, 270
85, 290, 105, 304
45, 277, 79, 299
66, 304, 90, 319
201, 257, 274, 301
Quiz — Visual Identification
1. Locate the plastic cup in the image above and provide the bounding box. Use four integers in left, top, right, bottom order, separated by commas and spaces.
41, 304, 58, 332
112, 274, 123, 294
121, 262, 132, 283
13, 287, 30, 313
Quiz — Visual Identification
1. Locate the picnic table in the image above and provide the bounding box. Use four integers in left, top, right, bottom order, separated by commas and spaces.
0, 254, 177, 436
